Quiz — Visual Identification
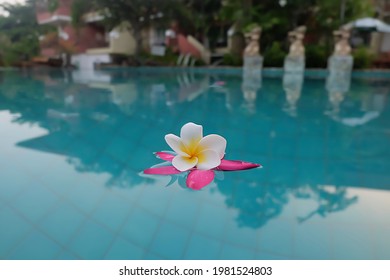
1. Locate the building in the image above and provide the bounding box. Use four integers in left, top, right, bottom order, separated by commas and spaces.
35, 0, 144, 69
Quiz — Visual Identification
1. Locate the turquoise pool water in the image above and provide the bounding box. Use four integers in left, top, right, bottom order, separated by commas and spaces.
0, 68, 389, 260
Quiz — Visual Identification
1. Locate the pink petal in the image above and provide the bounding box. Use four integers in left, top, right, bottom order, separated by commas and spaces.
186, 169, 215, 190
217, 159, 261, 171
155, 152, 175, 161
144, 166, 182, 175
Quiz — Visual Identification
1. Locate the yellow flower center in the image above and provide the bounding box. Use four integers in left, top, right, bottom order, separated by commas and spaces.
180, 138, 205, 163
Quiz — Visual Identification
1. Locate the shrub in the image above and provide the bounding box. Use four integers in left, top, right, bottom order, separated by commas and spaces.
222, 53, 243, 66
352, 47, 374, 69
263, 42, 286, 67
243, 23, 261, 34
305, 44, 329, 68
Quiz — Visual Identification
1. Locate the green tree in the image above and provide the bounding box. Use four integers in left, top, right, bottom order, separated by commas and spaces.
219, 0, 373, 57
179, 0, 223, 49
0, 0, 53, 66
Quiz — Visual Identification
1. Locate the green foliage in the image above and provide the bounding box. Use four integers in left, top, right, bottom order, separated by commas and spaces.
221, 0, 374, 59
243, 23, 260, 33
305, 44, 329, 68
47, 0, 59, 13
263, 42, 286, 67
0, 1, 50, 66
352, 47, 374, 69
181, 0, 222, 33
136, 48, 179, 66
222, 53, 242, 66
71, 0, 90, 27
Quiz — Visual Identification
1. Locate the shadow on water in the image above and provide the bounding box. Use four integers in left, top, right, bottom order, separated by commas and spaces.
0, 68, 389, 229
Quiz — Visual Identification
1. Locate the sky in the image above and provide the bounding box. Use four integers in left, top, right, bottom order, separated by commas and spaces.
0, 0, 26, 16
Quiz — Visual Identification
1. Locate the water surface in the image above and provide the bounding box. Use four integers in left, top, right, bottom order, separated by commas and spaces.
0, 68, 389, 260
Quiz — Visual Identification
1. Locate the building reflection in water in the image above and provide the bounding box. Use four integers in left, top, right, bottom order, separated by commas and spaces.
282, 70, 303, 117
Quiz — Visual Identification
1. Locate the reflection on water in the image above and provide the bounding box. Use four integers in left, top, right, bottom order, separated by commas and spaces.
295, 185, 358, 223
1, 69, 390, 259
242, 65, 261, 114
325, 66, 388, 128
325, 61, 351, 120
282, 71, 303, 117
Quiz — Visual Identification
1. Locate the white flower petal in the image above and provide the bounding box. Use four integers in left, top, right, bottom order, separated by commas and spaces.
198, 134, 227, 159
196, 149, 221, 170
164, 134, 188, 156
180, 122, 203, 146
172, 155, 198, 171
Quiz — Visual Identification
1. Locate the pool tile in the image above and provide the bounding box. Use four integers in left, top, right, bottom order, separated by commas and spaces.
267, 159, 297, 185
297, 136, 326, 158
120, 207, 160, 248
373, 225, 390, 259
258, 219, 293, 256
39, 200, 86, 245
82, 126, 115, 149
38, 163, 79, 196
12, 184, 60, 223
56, 249, 79, 260
293, 221, 331, 259
297, 159, 325, 184
66, 138, 101, 165
63, 180, 105, 214
219, 243, 255, 260
8, 230, 61, 260
184, 234, 221, 260
222, 129, 246, 152
165, 195, 201, 229
255, 251, 290, 260
0, 171, 30, 202
274, 118, 299, 136
0, 205, 32, 257
223, 221, 259, 249
271, 136, 298, 157
118, 121, 146, 141
194, 203, 229, 239
126, 146, 153, 171
139, 128, 169, 151
149, 221, 191, 259
136, 186, 173, 216
104, 237, 145, 260
104, 135, 134, 164
68, 219, 115, 259
91, 194, 132, 232
246, 134, 271, 155
331, 224, 374, 259
144, 251, 165, 260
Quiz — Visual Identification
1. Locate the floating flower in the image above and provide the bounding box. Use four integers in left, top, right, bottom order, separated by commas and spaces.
144, 122, 261, 190
165, 122, 226, 171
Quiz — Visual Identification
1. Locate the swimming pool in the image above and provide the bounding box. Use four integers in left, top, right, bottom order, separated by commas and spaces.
0, 68, 389, 260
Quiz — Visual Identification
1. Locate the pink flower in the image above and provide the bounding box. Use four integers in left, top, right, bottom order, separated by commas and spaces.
144, 123, 261, 190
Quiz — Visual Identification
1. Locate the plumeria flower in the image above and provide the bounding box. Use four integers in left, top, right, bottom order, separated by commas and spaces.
144, 122, 261, 190
165, 122, 226, 171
